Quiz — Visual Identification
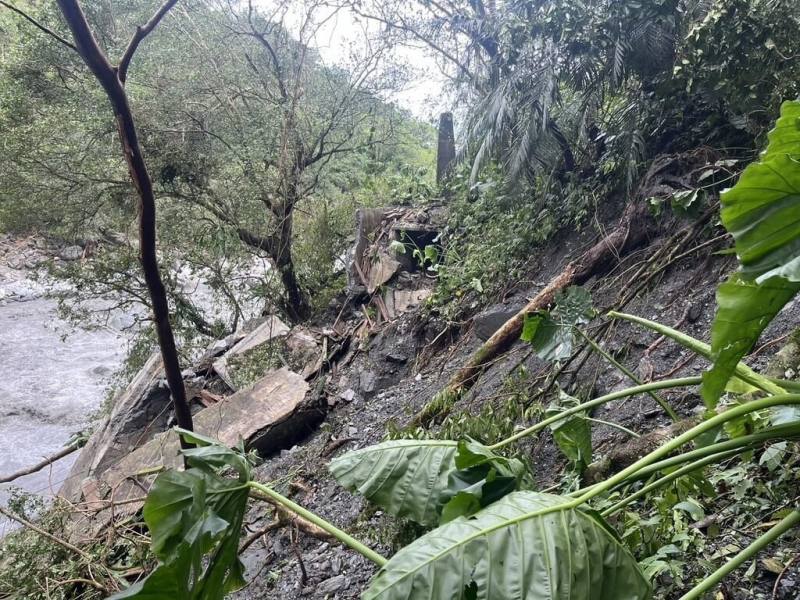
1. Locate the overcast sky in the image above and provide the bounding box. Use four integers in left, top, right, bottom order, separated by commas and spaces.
282, 2, 450, 122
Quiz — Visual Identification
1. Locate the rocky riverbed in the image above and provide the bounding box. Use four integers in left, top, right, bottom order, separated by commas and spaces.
0, 236, 129, 531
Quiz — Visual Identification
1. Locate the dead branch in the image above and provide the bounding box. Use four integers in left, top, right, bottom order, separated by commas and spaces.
239, 519, 282, 553
0, 506, 95, 564
417, 201, 654, 423
250, 490, 334, 542
0, 444, 78, 484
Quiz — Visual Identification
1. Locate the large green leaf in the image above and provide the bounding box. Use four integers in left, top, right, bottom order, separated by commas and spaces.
522, 286, 594, 361
364, 491, 650, 600
721, 100, 800, 282
329, 439, 459, 526
703, 100, 800, 410
439, 440, 529, 523
546, 391, 592, 467
110, 431, 251, 599
701, 275, 800, 409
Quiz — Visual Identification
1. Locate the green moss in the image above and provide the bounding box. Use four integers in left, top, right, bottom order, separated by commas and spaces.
228, 339, 289, 389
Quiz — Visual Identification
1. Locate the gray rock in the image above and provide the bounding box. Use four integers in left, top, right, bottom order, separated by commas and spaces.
384, 351, 408, 364
60, 245, 83, 261
474, 304, 522, 341
359, 370, 377, 393
330, 557, 343, 575
316, 575, 347, 595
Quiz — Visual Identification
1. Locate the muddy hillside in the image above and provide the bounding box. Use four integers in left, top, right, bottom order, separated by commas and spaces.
47, 194, 800, 599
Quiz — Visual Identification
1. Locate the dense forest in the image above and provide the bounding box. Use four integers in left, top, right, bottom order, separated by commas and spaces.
0, 0, 799, 599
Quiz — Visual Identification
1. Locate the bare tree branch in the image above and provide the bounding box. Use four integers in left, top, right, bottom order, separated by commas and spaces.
117, 0, 179, 83
56, 0, 194, 445
0, 0, 77, 51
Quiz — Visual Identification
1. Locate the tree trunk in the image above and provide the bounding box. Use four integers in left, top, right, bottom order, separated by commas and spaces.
439, 201, 653, 399
436, 112, 456, 185
273, 205, 310, 323
56, 0, 194, 446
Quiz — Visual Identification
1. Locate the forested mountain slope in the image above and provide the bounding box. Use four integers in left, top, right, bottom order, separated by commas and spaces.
0, 1, 799, 599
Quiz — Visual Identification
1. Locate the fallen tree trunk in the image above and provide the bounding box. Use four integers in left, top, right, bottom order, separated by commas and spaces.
416, 201, 654, 424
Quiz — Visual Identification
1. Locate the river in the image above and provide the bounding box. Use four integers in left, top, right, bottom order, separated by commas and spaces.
0, 267, 128, 533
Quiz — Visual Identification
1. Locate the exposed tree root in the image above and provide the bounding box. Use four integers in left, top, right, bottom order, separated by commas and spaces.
249, 490, 334, 543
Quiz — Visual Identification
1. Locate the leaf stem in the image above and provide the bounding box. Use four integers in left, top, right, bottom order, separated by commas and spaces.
248, 481, 388, 567
574, 327, 679, 421
568, 423, 800, 497
678, 509, 800, 600
572, 395, 800, 506
601, 448, 741, 516
585, 417, 641, 438
608, 311, 784, 396
489, 376, 701, 450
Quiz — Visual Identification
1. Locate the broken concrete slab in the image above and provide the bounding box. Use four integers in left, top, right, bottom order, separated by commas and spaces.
285, 327, 323, 378
213, 315, 290, 388
383, 288, 432, 319
229, 315, 291, 356
366, 250, 401, 294
348, 208, 388, 292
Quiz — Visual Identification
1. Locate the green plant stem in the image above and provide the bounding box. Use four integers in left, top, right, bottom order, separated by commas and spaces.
586, 417, 641, 438
767, 376, 800, 391
572, 395, 800, 507
569, 423, 800, 498
574, 327, 679, 421
248, 481, 388, 567
489, 376, 701, 450
385, 397, 800, 576
628, 423, 800, 481
608, 311, 784, 395
601, 448, 741, 517
678, 509, 800, 600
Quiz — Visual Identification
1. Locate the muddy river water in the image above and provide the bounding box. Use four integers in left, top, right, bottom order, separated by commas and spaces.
0, 271, 128, 532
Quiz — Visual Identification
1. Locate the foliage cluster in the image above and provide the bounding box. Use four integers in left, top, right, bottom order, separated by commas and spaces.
0, 0, 436, 344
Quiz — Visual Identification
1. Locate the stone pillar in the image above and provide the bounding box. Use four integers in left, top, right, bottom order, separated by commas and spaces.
436, 112, 455, 185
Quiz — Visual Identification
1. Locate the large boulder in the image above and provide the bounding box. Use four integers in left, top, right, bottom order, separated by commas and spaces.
65, 368, 314, 540
60, 352, 170, 502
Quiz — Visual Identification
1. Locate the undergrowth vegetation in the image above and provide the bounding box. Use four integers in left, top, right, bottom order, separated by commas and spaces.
37, 101, 792, 600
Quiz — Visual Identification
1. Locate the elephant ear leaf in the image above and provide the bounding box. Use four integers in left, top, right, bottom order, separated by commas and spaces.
522, 286, 594, 362
328, 439, 459, 526
363, 491, 650, 600
703, 100, 800, 413
439, 440, 529, 523
110, 431, 250, 600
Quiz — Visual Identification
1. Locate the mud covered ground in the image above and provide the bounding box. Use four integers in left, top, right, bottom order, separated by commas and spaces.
230, 205, 800, 599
